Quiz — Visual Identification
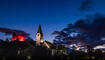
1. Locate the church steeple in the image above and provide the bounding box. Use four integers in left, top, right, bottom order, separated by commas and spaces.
36, 24, 43, 46
37, 24, 43, 37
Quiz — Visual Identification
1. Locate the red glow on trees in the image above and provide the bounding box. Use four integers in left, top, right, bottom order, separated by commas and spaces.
12, 35, 25, 42
17, 36, 25, 42
12, 36, 17, 41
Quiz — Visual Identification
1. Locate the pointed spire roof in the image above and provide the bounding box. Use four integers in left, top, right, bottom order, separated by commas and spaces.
37, 24, 43, 35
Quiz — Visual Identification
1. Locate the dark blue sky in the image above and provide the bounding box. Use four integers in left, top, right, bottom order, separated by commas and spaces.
0, 0, 105, 42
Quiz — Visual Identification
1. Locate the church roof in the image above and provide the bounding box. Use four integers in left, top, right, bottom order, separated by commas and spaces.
37, 24, 43, 36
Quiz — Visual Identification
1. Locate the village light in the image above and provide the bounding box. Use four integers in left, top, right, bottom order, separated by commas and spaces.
91, 56, 95, 59
2, 57, 6, 60
27, 56, 31, 60
17, 50, 20, 55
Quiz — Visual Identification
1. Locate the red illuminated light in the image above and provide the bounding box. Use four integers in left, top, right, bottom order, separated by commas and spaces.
12, 35, 25, 42
17, 36, 25, 42
12, 36, 17, 41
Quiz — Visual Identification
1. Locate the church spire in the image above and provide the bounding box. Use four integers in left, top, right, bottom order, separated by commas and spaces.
37, 24, 43, 37
37, 24, 43, 34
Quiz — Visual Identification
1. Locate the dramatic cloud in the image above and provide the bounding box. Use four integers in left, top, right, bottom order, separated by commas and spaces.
0, 28, 30, 37
78, 0, 94, 12
53, 13, 105, 48
74, 13, 105, 47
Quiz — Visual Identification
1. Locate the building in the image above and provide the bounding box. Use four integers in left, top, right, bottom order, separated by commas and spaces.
36, 24, 43, 46
36, 24, 56, 49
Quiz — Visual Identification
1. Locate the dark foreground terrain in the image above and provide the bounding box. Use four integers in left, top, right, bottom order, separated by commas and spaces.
0, 42, 105, 60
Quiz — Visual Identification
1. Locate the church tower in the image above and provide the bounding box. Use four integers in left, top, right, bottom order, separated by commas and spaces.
36, 24, 43, 46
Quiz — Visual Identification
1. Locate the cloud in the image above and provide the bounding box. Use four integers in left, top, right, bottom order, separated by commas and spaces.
78, 0, 94, 12
53, 13, 105, 47
0, 28, 30, 37
74, 13, 105, 47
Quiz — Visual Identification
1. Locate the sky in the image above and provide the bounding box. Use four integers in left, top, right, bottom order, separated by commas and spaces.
0, 0, 105, 42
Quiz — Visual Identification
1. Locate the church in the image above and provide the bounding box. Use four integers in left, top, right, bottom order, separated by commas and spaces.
36, 24, 55, 48
36, 24, 43, 46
